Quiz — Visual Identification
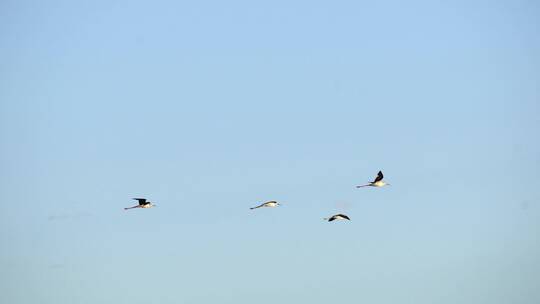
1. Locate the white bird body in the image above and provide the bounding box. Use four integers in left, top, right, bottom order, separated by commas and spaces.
356, 171, 390, 188
124, 198, 156, 210
250, 201, 280, 210
372, 180, 387, 187
324, 214, 351, 222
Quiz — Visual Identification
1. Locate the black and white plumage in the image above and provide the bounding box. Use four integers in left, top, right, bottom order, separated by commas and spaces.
324, 214, 351, 222
356, 170, 390, 188
373, 170, 384, 183
124, 198, 156, 210
250, 201, 280, 210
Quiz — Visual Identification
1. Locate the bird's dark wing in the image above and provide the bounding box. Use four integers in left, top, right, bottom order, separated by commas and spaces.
133, 198, 147, 205
373, 171, 384, 183
328, 216, 336, 222
339, 214, 351, 220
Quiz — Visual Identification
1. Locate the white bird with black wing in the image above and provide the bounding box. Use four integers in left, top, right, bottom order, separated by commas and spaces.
356, 171, 390, 188
250, 201, 280, 210
324, 214, 351, 222
124, 198, 156, 210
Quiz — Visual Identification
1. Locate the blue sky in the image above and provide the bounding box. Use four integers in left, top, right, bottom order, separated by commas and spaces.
1, 0, 539, 303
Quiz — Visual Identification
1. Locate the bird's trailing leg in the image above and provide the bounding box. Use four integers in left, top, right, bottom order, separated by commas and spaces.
124, 205, 141, 210
356, 184, 371, 188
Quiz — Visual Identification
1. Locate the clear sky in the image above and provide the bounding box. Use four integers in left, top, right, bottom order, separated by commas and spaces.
1, 0, 539, 303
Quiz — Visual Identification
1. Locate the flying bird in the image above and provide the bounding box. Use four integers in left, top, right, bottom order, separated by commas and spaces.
324, 214, 351, 222
124, 198, 156, 210
356, 170, 390, 188
250, 201, 280, 210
